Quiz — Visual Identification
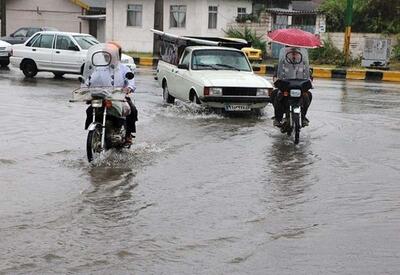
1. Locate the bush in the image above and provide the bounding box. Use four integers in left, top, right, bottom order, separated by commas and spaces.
309, 38, 344, 64
224, 27, 266, 56
309, 38, 360, 66
392, 35, 400, 61
235, 14, 259, 23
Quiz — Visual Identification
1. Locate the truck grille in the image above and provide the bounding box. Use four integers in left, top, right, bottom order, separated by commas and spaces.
222, 87, 257, 96
0, 47, 6, 51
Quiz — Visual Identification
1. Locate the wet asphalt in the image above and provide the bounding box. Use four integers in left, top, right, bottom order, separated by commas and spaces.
1, 66, 400, 274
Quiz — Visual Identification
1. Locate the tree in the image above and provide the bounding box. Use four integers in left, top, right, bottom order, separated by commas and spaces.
320, 0, 400, 33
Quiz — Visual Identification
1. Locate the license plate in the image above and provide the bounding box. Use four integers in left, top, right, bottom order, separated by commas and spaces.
290, 89, 301, 97
225, 104, 251, 111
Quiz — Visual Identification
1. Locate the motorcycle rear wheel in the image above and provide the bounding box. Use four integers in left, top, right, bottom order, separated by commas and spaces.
87, 125, 103, 162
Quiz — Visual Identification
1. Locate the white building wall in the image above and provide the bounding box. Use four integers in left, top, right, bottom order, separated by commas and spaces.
106, 0, 155, 52
163, 0, 252, 38
6, 0, 89, 35
106, 0, 252, 53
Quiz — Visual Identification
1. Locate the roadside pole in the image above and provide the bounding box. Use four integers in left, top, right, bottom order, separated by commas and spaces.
0, 0, 6, 36
343, 0, 353, 65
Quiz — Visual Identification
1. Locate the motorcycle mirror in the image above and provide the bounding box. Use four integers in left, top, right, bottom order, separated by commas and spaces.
125, 72, 134, 80
78, 76, 85, 83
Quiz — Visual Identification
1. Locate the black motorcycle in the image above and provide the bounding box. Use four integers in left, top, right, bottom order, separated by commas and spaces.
275, 79, 312, 144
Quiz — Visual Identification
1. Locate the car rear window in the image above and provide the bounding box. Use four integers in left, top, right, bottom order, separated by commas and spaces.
73, 35, 99, 50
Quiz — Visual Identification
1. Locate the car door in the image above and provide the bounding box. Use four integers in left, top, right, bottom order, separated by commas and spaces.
52, 35, 83, 73
175, 50, 193, 100
30, 34, 55, 70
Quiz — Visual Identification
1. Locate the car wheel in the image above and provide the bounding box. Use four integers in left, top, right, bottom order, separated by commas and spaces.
163, 82, 175, 104
22, 60, 38, 78
53, 72, 64, 78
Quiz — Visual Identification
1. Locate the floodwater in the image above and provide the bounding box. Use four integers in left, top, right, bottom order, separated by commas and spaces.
1, 67, 400, 274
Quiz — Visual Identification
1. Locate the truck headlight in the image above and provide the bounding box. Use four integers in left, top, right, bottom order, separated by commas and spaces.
256, 88, 268, 96
204, 87, 222, 96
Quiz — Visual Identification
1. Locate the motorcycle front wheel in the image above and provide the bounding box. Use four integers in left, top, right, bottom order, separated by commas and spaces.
87, 125, 103, 162
293, 112, 300, 144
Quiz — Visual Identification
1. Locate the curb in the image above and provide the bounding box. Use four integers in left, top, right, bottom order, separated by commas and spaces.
133, 57, 400, 82
253, 64, 400, 82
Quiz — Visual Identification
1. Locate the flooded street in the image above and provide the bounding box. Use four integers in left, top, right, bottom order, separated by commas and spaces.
1, 67, 400, 274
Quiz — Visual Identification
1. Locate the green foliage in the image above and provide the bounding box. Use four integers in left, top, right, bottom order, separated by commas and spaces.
235, 14, 259, 23
393, 35, 400, 61
224, 27, 267, 56
320, 0, 400, 34
309, 38, 344, 65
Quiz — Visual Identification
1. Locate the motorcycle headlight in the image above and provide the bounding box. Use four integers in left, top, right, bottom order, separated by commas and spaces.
256, 88, 268, 96
210, 87, 222, 96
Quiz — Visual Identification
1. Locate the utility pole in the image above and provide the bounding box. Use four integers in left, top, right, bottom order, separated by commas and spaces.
343, 0, 353, 65
153, 0, 163, 57
0, 0, 6, 36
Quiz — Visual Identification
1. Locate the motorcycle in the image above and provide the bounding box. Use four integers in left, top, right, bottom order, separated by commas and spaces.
70, 43, 135, 162
275, 79, 312, 145
273, 47, 313, 144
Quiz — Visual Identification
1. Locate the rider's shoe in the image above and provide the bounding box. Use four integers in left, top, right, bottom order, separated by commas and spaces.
273, 119, 283, 127
302, 117, 310, 127
125, 134, 135, 145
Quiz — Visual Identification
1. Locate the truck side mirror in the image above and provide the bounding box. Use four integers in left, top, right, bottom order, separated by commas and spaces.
177, 63, 189, 70
125, 72, 134, 80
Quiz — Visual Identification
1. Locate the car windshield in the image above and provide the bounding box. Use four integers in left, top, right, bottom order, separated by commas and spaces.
191, 49, 251, 71
73, 35, 99, 50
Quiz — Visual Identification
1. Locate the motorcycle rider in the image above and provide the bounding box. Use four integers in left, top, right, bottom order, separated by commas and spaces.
84, 42, 138, 144
271, 46, 312, 128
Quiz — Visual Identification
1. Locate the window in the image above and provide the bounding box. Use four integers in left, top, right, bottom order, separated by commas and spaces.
73, 35, 99, 50
27, 28, 40, 37
56, 35, 75, 50
191, 50, 251, 72
26, 33, 41, 47
32, 34, 55, 49
237, 7, 246, 20
170, 5, 186, 28
127, 4, 143, 27
208, 6, 218, 29
13, 28, 28, 38
180, 50, 190, 66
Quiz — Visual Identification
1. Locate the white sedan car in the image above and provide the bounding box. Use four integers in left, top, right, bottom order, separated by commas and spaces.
10, 31, 136, 77
0, 40, 12, 67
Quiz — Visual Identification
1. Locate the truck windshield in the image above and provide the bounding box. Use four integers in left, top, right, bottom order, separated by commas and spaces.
191, 49, 251, 71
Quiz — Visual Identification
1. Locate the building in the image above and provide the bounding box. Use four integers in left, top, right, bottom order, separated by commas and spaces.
106, 0, 253, 53
2, 0, 105, 38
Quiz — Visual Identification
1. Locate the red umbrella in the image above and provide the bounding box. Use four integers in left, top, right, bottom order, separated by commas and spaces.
267, 28, 322, 48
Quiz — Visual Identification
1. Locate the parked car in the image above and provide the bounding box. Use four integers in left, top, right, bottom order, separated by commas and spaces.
242, 47, 263, 62
157, 46, 273, 113
10, 31, 136, 78
0, 40, 12, 67
1, 27, 58, 44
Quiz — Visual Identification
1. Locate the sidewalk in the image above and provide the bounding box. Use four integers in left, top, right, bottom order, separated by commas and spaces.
133, 57, 400, 82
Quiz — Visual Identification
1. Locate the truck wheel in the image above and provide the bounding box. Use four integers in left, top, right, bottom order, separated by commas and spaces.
163, 83, 175, 104
22, 60, 38, 78
190, 91, 201, 104
0, 60, 10, 67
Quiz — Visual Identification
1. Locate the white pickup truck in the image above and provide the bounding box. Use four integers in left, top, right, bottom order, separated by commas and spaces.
156, 41, 273, 113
